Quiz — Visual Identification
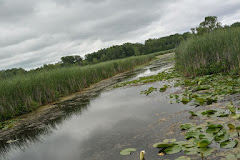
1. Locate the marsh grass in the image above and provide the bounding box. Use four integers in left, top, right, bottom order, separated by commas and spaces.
176, 27, 240, 76
0, 54, 155, 121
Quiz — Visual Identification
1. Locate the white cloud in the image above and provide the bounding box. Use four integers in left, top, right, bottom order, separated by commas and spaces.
0, 0, 240, 70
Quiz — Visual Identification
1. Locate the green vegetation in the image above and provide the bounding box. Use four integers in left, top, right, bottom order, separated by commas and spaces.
114, 68, 180, 88
170, 73, 240, 105
120, 148, 136, 155
0, 54, 154, 121
0, 33, 184, 80
118, 16, 240, 160
121, 111, 240, 159
176, 17, 240, 76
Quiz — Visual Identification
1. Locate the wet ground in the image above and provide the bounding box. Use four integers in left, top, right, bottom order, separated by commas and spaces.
0, 53, 198, 160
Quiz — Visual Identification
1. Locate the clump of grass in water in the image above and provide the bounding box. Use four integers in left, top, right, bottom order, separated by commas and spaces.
0, 54, 155, 121
114, 68, 180, 88
175, 27, 240, 76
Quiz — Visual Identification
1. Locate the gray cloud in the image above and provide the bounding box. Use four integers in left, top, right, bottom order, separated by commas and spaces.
0, 0, 240, 70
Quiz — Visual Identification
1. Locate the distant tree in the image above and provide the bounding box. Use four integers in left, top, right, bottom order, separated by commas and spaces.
93, 58, 98, 64
196, 16, 222, 35
61, 55, 83, 66
134, 47, 140, 56
0, 68, 26, 79
231, 22, 240, 28
100, 54, 108, 62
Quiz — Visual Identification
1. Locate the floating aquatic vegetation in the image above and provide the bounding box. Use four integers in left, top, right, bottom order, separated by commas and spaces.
140, 87, 157, 96
120, 148, 136, 155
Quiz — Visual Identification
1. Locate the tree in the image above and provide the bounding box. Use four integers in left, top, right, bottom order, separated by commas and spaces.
134, 47, 140, 56
196, 16, 222, 35
231, 22, 240, 28
61, 55, 83, 66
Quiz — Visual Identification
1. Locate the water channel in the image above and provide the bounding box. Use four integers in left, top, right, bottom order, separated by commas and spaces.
1, 54, 193, 160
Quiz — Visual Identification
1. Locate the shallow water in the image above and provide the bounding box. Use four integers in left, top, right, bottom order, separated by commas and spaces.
1, 56, 192, 160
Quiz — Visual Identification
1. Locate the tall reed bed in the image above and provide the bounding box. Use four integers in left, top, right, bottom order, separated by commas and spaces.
175, 27, 240, 76
0, 55, 154, 121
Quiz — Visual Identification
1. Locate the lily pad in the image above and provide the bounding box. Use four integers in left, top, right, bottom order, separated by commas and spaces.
214, 133, 230, 143
198, 147, 214, 157
196, 139, 211, 148
184, 131, 200, 140
164, 145, 181, 154
199, 134, 215, 142
228, 102, 236, 114
231, 114, 240, 119
220, 140, 238, 149
206, 129, 220, 135
175, 156, 191, 160
184, 147, 198, 155
153, 142, 175, 148
195, 97, 206, 105
120, 148, 136, 155
228, 124, 236, 129
189, 111, 197, 116
180, 123, 195, 130
181, 98, 189, 104
201, 110, 217, 116
226, 154, 237, 160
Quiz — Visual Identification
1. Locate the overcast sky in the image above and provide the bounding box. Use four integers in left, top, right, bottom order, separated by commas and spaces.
1, 0, 240, 70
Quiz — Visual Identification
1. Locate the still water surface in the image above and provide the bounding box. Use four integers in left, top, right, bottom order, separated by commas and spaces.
1, 57, 191, 160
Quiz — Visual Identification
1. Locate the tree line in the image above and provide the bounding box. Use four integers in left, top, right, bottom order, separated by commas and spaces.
0, 33, 191, 79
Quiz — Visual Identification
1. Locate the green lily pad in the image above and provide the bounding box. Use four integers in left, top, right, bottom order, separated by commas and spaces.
184, 131, 200, 140
228, 102, 236, 114
195, 97, 206, 105
226, 154, 237, 160
153, 142, 175, 148
160, 85, 169, 92
214, 133, 230, 143
197, 139, 211, 148
206, 126, 222, 134
206, 124, 223, 134
120, 148, 136, 155
228, 124, 236, 129
220, 140, 238, 149
198, 147, 214, 157
231, 114, 240, 119
217, 112, 229, 117
164, 145, 181, 154
198, 85, 210, 91
162, 139, 177, 143
236, 127, 240, 131
170, 139, 177, 143
189, 111, 197, 116
228, 129, 238, 138
176, 141, 194, 147
199, 134, 215, 142
201, 110, 217, 116
180, 123, 195, 130
163, 139, 170, 143
216, 129, 226, 136
175, 156, 191, 160
181, 98, 189, 104
206, 97, 217, 105
183, 147, 198, 155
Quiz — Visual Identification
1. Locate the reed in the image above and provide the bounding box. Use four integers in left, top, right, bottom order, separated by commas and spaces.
175, 27, 240, 76
0, 54, 155, 121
